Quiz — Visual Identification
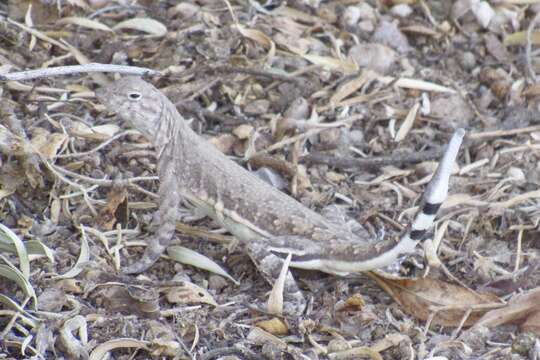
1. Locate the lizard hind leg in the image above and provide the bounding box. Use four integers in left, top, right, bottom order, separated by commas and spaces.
247, 241, 307, 315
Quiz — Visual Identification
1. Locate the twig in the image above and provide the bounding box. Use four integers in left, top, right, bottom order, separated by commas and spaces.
247, 114, 362, 159
303, 148, 443, 171
0, 64, 161, 82
526, 11, 540, 83
468, 125, 540, 140
57, 130, 141, 159
50, 163, 158, 187
200, 347, 259, 360
42, 159, 98, 216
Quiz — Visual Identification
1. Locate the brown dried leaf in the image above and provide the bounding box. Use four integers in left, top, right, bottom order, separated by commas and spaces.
255, 317, 289, 336
30, 129, 68, 160
370, 272, 502, 327
97, 187, 128, 230
163, 281, 218, 306
476, 288, 540, 334
330, 70, 377, 106
100, 285, 160, 318
236, 24, 276, 60
303, 54, 358, 74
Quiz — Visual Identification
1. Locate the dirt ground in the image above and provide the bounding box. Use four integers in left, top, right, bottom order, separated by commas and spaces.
1, 0, 540, 359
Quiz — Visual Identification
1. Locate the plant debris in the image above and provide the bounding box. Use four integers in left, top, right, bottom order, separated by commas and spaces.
1, 0, 540, 359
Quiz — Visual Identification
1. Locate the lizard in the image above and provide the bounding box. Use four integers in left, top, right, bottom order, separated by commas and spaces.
96, 76, 465, 308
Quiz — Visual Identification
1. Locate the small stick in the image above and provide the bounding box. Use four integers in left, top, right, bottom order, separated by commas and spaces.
0, 64, 161, 82
468, 125, 540, 140
303, 148, 443, 171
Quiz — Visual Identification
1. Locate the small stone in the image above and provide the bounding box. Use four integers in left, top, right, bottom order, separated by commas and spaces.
372, 20, 410, 54
506, 167, 525, 182
358, 19, 375, 33
326, 171, 346, 183
357, 2, 376, 20
458, 51, 476, 70
349, 43, 397, 74
244, 99, 270, 115
472, 1, 495, 29
37, 288, 67, 312
232, 124, 254, 140
349, 129, 364, 146
391, 4, 413, 18
208, 274, 228, 293
512, 332, 537, 356
430, 94, 475, 128
327, 338, 351, 353
342, 6, 362, 28
208, 134, 236, 154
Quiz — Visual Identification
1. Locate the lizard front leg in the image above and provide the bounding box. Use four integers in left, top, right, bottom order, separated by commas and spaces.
247, 241, 307, 315
122, 142, 181, 274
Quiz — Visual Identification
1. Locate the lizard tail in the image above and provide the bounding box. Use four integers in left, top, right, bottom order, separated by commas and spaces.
401, 128, 466, 244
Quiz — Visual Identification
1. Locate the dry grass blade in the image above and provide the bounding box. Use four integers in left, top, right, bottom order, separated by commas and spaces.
0, 224, 30, 279
267, 252, 292, 316
52, 226, 90, 280
394, 102, 420, 142
113, 18, 168, 37
58, 315, 89, 360
0, 294, 39, 322
89, 338, 150, 360
167, 245, 238, 284
57, 17, 113, 32
0, 263, 37, 307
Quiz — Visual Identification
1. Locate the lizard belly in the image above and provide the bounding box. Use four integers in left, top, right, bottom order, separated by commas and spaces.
288, 235, 418, 275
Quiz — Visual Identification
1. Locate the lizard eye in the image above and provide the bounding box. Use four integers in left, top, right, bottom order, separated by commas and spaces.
127, 91, 142, 101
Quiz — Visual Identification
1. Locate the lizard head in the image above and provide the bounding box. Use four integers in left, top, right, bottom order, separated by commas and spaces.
96, 76, 167, 140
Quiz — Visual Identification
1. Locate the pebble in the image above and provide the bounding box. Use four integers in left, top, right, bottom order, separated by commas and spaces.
458, 51, 476, 70
391, 4, 413, 18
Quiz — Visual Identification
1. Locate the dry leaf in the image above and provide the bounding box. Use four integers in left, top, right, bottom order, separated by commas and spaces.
89, 338, 149, 360
369, 272, 502, 327
303, 54, 358, 74
100, 285, 160, 318
163, 281, 218, 306
64, 121, 120, 140
30, 130, 68, 160
394, 102, 420, 142
97, 187, 128, 230
330, 70, 377, 106
256, 317, 289, 336
236, 24, 275, 61
113, 17, 167, 37
476, 288, 540, 334
57, 17, 113, 32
